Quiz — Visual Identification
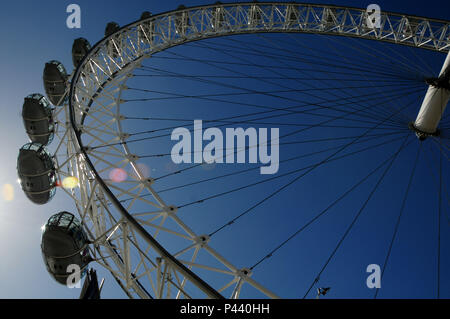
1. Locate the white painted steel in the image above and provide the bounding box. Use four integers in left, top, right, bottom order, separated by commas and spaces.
49, 2, 450, 298
414, 50, 450, 135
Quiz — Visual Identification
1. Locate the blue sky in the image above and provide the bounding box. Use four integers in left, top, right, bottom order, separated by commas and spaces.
0, 0, 449, 299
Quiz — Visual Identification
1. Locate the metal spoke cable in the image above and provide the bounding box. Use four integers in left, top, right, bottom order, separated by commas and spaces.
138, 35, 422, 80
180, 41, 411, 126
176, 96, 418, 210
162, 133, 406, 190
208, 134, 410, 237
117, 133, 408, 205
424, 142, 450, 226
216, 35, 400, 77
337, 35, 427, 81
431, 138, 450, 162
302, 134, 411, 299
138, 131, 406, 159
372, 39, 433, 79
135, 62, 410, 127
248, 32, 426, 82
134, 59, 422, 125
320, 36, 413, 124
119, 97, 414, 182
174, 137, 389, 209
125, 82, 415, 102
154, 45, 412, 126
223, 35, 419, 81
121, 84, 418, 140
374, 143, 422, 299
143, 91, 416, 173
214, 34, 423, 90
251, 34, 414, 124
438, 137, 442, 299
269, 90, 419, 144
133, 73, 418, 83
423, 140, 445, 299
249, 135, 413, 272
132, 70, 416, 125
122, 84, 418, 133
407, 45, 436, 77
93, 86, 420, 150
123, 80, 414, 136
138, 55, 421, 82
225, 32, 423, 87
123, 116, 405, 131
189, 37, 420, 82
261, 33, 423, 125
284, 32, 426, 81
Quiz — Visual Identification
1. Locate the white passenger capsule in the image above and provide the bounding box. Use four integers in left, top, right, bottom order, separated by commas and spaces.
41, 212, 92, 285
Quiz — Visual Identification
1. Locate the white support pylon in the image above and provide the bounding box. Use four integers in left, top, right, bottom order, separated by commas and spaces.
413, 50, 450, 139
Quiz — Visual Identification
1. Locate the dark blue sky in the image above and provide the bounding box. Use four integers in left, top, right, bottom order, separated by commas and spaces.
0, 0, 449, 299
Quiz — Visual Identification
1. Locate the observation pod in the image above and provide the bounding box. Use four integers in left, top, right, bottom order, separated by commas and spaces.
21, 94, 54, 146
105, 22, 121, 58
72, 38, 91, 68
141, 11, 152, 19
43, 61, 68, 106
322, 7, 337, 28
138, 11, 155, 44
41, 212, 91, 285
17, 143, 56, 204
248, 3, 263, 26
285, 5, 299, 27
175, 5, 190, 36
211, 2, 226, 30
105, 21, 120, 37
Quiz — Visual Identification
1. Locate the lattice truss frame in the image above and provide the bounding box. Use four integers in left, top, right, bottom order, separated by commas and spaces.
50, 2, 450, 299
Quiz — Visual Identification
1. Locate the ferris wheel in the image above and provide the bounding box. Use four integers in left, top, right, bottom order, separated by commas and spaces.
16, 2, 450, 299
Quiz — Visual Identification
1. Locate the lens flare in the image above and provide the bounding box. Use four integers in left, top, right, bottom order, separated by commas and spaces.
130, 163, 151, 180
62, 176, 79, 189
1, 184, 14, 201
109, 168, 128, 183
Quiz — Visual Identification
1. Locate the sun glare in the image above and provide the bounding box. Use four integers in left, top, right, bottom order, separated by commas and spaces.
62, 176, 79, 189
1, 184, 14, 201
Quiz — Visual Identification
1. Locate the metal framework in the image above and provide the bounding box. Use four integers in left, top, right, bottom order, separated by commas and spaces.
50, 2, 450, 299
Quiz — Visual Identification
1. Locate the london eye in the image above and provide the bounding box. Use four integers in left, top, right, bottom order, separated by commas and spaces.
15, 1, 450, 299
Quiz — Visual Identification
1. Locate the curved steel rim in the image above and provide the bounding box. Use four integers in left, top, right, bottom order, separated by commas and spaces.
68, 2, 450, 299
